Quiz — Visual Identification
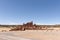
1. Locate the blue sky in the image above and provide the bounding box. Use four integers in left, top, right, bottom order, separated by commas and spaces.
0, 0, 60, 25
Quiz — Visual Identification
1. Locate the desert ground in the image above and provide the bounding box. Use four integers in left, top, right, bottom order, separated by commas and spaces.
0, 30, 60, 40
0, 27, 11, 32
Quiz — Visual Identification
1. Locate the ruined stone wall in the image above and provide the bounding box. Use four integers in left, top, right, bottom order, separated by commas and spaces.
10, 22, 49, 31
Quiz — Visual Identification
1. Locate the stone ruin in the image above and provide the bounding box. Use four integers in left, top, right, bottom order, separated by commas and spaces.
10, 21, 42, 31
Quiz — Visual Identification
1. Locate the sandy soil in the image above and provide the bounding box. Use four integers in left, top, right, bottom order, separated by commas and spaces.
0, 27, 11, 32
0, 32, 33, 40
0, 30, 60, 40
13, 30, 60, 40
